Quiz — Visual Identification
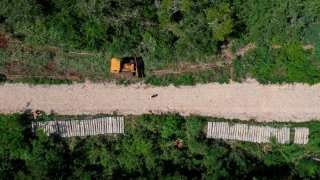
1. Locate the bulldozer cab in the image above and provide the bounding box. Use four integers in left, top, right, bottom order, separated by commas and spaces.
110, 57, 145, 78
110, 58, 122, 73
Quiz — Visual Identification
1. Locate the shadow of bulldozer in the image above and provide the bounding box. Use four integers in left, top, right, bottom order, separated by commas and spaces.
135, 57, 145, 78
0, 73, 7, 83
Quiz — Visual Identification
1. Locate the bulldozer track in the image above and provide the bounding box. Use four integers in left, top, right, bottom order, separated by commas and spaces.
152, 63, 230, 75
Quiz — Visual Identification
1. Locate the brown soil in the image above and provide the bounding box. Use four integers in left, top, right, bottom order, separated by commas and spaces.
236, 43, 256, 57
221, 43, 236, 62
45, 60, 58, 72
221, 42, 256, 63
271, 45, 282, 49
176, 139, 184, 148
0, 33, 10, 48
302, 44, 315, 51
153, 62, 229, 75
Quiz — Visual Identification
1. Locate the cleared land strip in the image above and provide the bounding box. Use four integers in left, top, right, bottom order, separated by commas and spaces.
0, 79, 319, 122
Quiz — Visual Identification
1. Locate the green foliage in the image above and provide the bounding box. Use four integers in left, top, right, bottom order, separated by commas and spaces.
304, 23, 320, 59
231, 0, 320, 84
0, 115, 27, 161
1, 114, 320, 178
234, 44, 320, 84
206, 2, 233, 41
0, 0, 320, 85
296, 159, 320, 178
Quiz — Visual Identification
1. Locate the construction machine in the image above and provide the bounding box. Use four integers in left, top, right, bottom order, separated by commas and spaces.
110, 57, 144, 78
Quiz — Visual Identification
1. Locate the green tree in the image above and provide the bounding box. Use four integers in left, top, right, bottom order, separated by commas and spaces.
206, 2, 233, 41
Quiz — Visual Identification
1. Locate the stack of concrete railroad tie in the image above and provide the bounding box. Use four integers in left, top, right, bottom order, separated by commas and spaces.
207, 122, 309, 144
32, 117, 124, 137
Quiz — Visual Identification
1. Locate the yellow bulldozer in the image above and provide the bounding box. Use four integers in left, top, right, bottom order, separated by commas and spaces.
110, 57, 144, 78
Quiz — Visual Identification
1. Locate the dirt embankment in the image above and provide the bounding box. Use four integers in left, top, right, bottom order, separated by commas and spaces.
0, 79, 319, 122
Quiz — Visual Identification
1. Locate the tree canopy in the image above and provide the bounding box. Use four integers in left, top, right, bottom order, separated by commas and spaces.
0, 0, 319, 84
1, 114, 320, 178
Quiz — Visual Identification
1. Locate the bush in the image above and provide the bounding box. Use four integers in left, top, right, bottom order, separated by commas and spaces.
1, 114, 320, 178
234, 44, 320, 84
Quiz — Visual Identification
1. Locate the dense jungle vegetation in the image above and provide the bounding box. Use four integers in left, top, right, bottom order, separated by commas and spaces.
1, 114, 320, 179
0, 0, 319, 84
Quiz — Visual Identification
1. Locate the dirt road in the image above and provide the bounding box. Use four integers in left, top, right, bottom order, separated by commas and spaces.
1, 79, 319, 122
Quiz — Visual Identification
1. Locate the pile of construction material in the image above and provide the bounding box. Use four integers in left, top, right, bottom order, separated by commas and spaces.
294, 128, 309, 144
32, 117, 124, 137
207, 122, 309, 144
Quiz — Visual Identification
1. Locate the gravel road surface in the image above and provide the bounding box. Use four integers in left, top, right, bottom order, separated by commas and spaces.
1, 79, 319, 122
